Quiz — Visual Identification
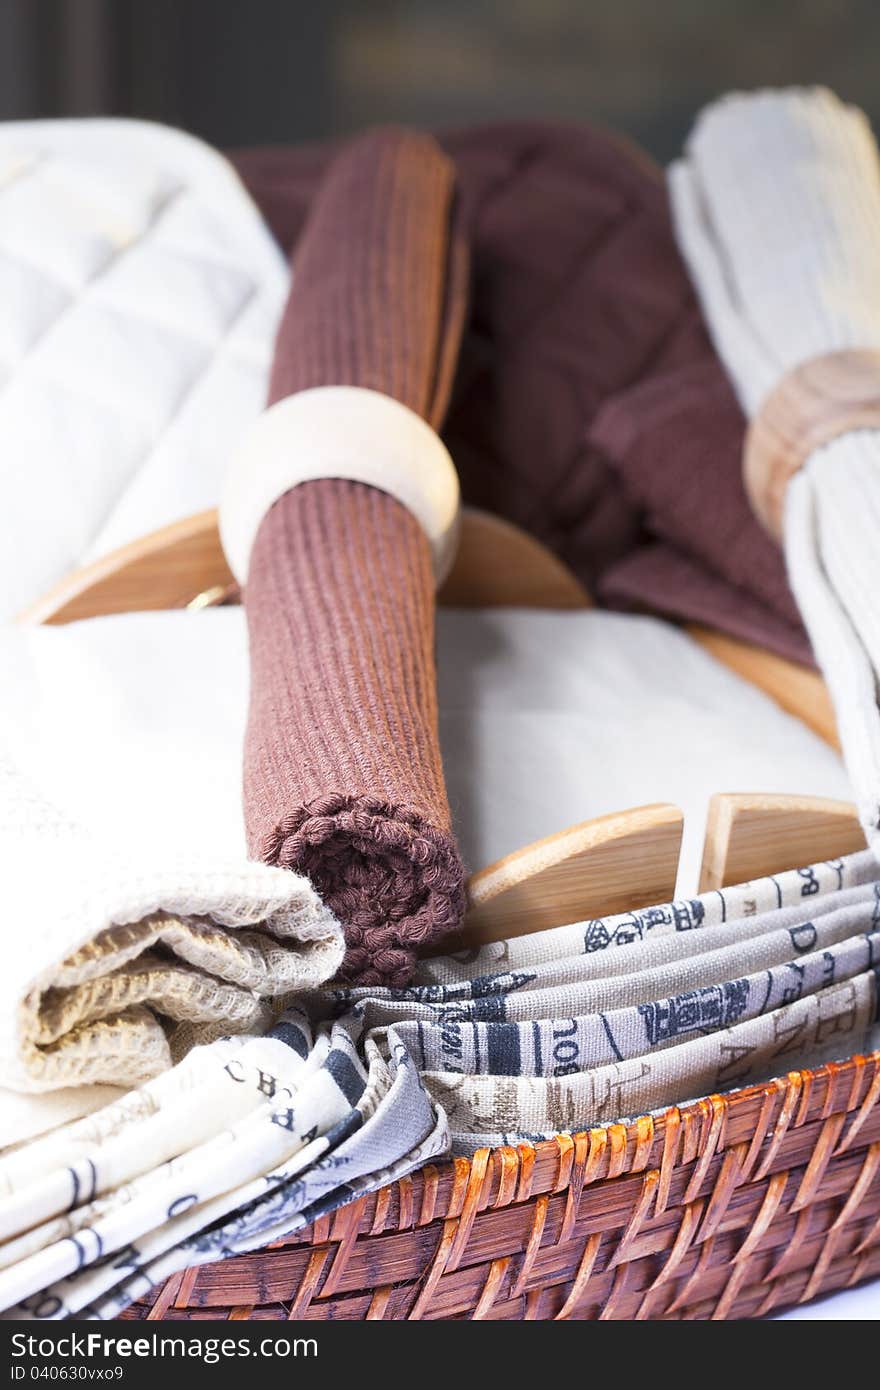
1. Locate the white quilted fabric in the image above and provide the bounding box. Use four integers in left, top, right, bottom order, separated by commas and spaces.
0, 118, 288, 620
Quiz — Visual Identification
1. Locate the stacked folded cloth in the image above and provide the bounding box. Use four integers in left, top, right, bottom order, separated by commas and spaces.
223, 127, 468, 987
0, 849, 877, 1318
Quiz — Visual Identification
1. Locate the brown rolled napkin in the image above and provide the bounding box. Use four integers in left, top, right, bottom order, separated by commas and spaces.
241, 129, 467, 987
232, 122, 812, 666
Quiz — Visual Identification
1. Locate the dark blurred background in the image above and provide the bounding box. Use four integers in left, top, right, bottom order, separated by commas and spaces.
0, 0, 874, 161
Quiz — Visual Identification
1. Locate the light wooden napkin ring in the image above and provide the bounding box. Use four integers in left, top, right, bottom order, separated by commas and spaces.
220, 386, 461, 586
744, 348, 880, 539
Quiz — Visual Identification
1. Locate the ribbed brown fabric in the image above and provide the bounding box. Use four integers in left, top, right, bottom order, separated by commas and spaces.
232, 122, 812, 666
242, 129, 467, 987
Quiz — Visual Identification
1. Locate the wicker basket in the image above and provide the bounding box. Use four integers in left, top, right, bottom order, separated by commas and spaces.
27, 506, 880, 1320
121, 1054, 880, 1320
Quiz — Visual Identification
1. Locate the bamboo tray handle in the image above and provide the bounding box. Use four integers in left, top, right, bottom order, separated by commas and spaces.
18, 507, 858, 947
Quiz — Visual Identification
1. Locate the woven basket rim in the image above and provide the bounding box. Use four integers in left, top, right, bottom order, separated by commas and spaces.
132, 1042, 880, 1320
262, 1043, 880, 1251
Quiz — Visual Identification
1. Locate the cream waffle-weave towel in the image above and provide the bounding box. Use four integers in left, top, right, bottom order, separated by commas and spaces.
0, 740, 343, 1096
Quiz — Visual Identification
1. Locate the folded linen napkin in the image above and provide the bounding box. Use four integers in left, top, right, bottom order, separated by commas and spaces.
2, 848, 876, 1319
225, 128, 469, 986
0, 1010, 444, 1319
0, 735, 343, 1101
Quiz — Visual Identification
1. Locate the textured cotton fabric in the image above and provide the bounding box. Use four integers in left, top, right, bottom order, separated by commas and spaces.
0, 738, 342, 1106
232, 122, 811, 664
1, 848, 877, 1320
0, 119, 288, 622
670, 87, 880, 852
241, 128, 468, 987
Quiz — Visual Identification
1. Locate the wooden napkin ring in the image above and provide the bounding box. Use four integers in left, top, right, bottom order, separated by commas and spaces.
744, 348, 880, 539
